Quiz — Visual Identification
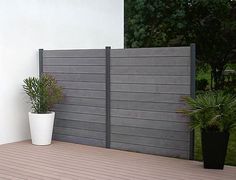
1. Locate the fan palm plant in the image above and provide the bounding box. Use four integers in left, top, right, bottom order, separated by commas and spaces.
180, 91, 236, 132
179, 91, 236, 169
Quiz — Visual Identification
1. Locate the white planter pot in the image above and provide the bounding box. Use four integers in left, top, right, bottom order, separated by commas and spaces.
29, 112, 55, 145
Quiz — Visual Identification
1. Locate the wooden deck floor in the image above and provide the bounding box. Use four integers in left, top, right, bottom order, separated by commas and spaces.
0, 141, 235, 180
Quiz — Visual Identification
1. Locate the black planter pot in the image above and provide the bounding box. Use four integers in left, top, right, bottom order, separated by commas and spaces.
201, 129, 229, 169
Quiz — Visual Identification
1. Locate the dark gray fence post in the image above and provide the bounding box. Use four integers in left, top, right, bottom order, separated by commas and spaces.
105, 46, 111, 148
39, 49, 44, 77
190, 43, 196, 160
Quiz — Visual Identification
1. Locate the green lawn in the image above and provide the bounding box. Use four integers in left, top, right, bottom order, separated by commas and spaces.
194, 129, 236, 166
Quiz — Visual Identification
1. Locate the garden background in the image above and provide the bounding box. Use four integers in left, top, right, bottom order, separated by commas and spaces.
125, 0, 236, 165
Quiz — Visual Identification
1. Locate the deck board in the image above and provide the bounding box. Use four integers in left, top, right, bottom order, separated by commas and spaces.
0, 141, 235, 180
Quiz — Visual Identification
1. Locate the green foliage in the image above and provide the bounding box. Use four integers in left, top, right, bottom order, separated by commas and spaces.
196, 78, 208, 91
186, 0, 236, 90
125, 0, 236, 90
179, 91, 236, 132
125, 0, 188, 47
23, 74, 63, 113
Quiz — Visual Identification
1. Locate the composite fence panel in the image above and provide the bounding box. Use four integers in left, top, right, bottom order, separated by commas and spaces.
42, 49, 106, 147
40, 46, 194, 159
110, 47, 191, 159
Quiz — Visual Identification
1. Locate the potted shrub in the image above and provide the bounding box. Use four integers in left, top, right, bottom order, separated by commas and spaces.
23, 74, 63, 145
179, 91, 236, 169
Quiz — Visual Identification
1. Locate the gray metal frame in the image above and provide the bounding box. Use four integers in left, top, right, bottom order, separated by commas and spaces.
190, 43, 196, 160
39, 49, 44, 76
105, 46, 111, 148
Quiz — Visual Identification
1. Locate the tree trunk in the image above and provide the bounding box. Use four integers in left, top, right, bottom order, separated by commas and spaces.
211, 67, 224, 90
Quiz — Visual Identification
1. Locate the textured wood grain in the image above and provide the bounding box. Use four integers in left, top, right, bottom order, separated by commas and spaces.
0, 141, 235, 180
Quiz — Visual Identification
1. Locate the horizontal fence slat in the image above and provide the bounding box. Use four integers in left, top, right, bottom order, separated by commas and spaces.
43, 66, 105, 74
111, 101, 186, 112
111, 142, 188, 159
44, 49, 105, 58
63, 89, 105, 98
111, 117, 189, 132
110, 47, 190, 57
111, 125, 189, 141
111, 56, 190, 66
61, 97, 105, 107
111, 109, 188, 122
44, 57, 105, 66
53, 134, 105, 147
111, 84, 190, 94
49, 73, 105, 82
55, 119, 105, 132
58, 81, 105, 90
111, 75, 190, 85
55, 112, 105, 123
111, 92, 185, 103
111, 134, 189, 151
111, 66, 190, 76
54, 127, 105, 140
53, 104, 105, 116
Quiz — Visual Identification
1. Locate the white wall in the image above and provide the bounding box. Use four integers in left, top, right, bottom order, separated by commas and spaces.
0, 0, 124, 144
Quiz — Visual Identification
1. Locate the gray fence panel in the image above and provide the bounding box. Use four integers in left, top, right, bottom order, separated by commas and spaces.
44, 57, 105, 66
43, 66, 105, 74
51, 73, 105, 82
44, 49, 106, 58
111, 66, 190, 76
111, 134, 188, 151
111, 101, 186, 113
111, 92, 187, 103
42, 49, 106, 147
55, 119, 105, 132
111, 126, 189, 141
110, 47, 190, 57
111, 56, 190, 66
53, 134, 105, 147
57, 81, 105, 90
111, 142, 188, 159
110, 117, 189, 131
111, 109, 188, 122
111, 84, 190, 94
110, 47, 191, 159
41, 46, 194, 159
53, 104, 106, 116
61, 97, 105, 107
54, 127, 105, 140
111, 75, 190, 85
